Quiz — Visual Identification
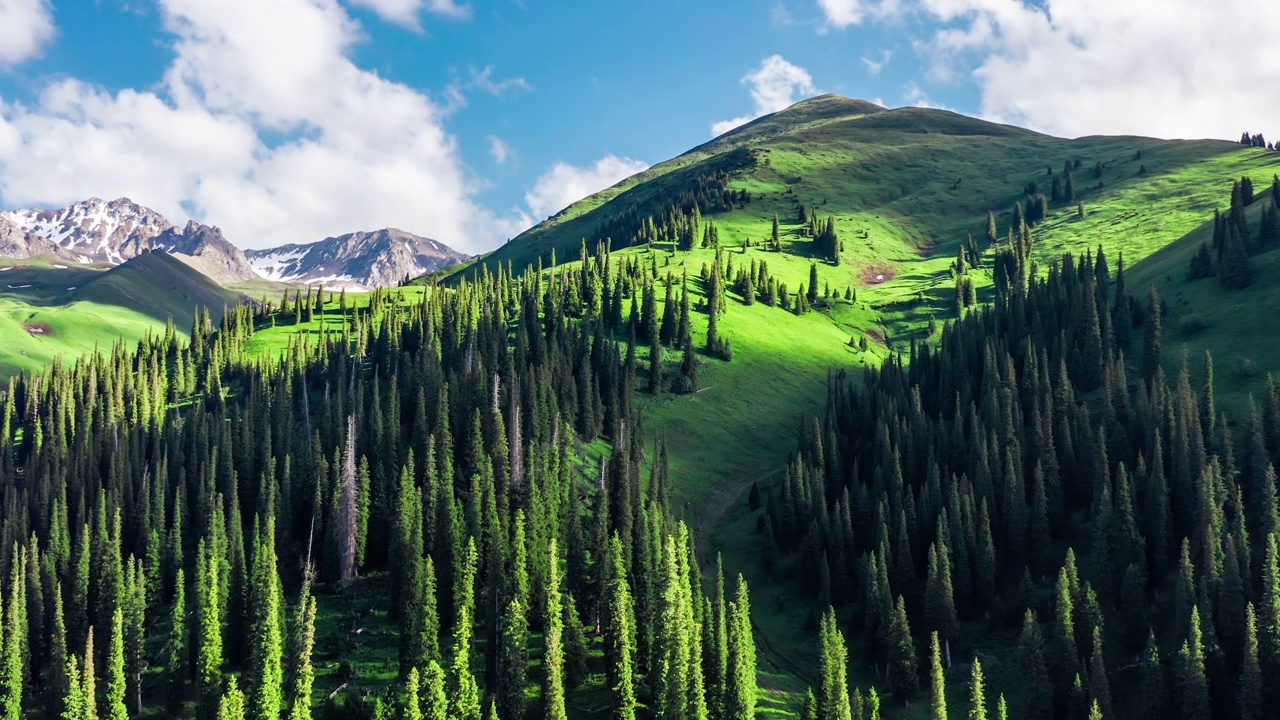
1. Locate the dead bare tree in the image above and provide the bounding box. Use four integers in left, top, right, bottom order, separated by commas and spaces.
337, 414, 358, 591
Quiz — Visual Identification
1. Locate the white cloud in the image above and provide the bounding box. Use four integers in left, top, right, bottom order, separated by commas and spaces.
816, 0, 902, 29
862, 49, 891, 75
0, 0, 55, 65
900, 81, 953, 110
817, 0, 865, 28
488, 136, 512, 165
347, 0, 470, 26
893, 0, 1280, 139
711, 55, 819, 136
469, 65, 532, 97
0, 0, 517, 253
525, 155, 648, 220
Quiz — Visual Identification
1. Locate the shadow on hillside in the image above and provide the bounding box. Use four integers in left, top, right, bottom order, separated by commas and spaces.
0, 261, 241, 331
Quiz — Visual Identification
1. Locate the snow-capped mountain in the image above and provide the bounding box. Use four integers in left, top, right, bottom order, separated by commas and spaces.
0, 198, 467, 289
2, 197, 175, 264
0, 214, 76, 260
246, 228, 468, 290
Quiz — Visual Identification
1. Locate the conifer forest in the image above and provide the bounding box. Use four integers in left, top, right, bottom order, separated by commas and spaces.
2, 89, 1280, 720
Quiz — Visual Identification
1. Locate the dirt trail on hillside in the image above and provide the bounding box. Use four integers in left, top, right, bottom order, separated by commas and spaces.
693, 467, 819, 688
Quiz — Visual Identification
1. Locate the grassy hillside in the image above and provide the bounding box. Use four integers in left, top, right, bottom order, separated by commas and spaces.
1128, 188, 1280, 422
0, 252, 242, 380
434, 96, 1280, 711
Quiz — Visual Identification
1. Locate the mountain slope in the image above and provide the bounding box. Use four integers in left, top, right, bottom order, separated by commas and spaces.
448, 96, 1276, 309
247, 227, 467, 289
157, 221, 258, 283
67, 251, 242, 327
1126, 186, 1280, 419
0, 253, 242, 380
430, 95, 1280, 707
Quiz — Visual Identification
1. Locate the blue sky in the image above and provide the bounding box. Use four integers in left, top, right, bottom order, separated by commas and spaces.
0, 0, 1275, 252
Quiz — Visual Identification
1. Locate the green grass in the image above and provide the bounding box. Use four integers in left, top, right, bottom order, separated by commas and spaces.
0, 253, 243, 379
1127, 193, 1280, 423
442, 97, 1280, 711
9, 96, 1280, 715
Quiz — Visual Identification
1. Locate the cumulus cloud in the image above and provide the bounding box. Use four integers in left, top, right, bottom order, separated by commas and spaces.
0, 0, 55, 65
0, 0, 516, 253
525, 155, 648, 220
711, 55, 819, 136
913, 0, 1280, 139
347, 0, 470, 26
816, 0, 902, 29
817, 0, 1280, 139
817, 0, 865, 28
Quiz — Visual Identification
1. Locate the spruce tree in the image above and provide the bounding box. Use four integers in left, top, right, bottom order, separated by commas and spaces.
197, 539, 224, 720
403, 667, 423, 720
544, 538, 569, 720
287, 594, 317, 720
495, 597, 528, 720
1142, 286, 1162, 380
82, 629, 97, 720
887, 596, 918, 701
1017, 611, 1052, 720
104, 608, 127, 720
421, 661, 449, 720
216, 678, 246, 720
61, 655, 86, 720
1087, 627, 1112, 720
604, 536, 637, 720
449, 539, 481, 720
1177, 607, 1210, 720
1261, 533, 1280, 710
1242, 602, 1262, 720
725, 575, 757, 720
166, 569, 188, 712
968, 657, 987, 720
928, 632, 946, 720
817, 609, 853, 720
248, 518, 285, 720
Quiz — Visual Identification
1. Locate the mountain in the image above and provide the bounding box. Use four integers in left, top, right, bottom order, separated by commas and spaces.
247, 227, 467, 290
443, 94, 1256, 294
67, 250, 243, 327
0, 214, 75, 260
0, 196, 259, 281
155, 221, 258, 284
0, 197, 463, 289
2, 197, 174, 263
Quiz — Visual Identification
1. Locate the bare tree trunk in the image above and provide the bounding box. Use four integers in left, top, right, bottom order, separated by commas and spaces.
337, 414, 358, 591
508, 378, 523, 488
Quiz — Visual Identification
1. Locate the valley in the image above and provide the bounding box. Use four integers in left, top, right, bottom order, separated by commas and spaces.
3, 95, 1280, 720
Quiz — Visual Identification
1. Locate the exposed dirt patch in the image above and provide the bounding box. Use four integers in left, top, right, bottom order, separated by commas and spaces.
860, 263, 897, 286
866, 329, 887, 345
24, 322, 52, 336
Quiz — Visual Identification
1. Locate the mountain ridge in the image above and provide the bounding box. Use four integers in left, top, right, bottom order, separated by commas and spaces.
246, 227, 468, 290
0, 197, 465, 289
